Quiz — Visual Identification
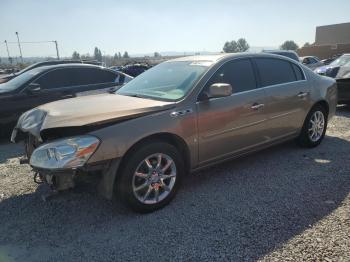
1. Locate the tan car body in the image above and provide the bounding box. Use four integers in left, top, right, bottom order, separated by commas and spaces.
89, 54, 336, 166
13, 53, 337, 199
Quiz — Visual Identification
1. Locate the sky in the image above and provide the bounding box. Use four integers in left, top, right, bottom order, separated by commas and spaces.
1, 0, 350, 58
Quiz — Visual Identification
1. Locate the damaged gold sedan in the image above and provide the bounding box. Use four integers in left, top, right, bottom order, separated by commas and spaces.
11, 53, 337, 212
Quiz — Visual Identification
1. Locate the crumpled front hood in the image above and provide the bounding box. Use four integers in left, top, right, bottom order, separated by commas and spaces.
13, 93, 174, 140
314, 65, 331, 74
335, 66, 350, 79
314, 65, 350, 79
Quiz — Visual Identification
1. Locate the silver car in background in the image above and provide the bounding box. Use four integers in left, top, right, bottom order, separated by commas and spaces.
300, 56, 324, 70
12, 53, 337, 213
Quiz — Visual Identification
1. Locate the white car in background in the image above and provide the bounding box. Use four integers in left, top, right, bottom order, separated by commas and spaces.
300, 56, 324, 70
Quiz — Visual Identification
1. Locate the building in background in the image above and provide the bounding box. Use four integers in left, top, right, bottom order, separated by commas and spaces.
297, 22, 350, 59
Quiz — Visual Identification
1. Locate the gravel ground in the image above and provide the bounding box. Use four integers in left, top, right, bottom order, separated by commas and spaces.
0, 107, 350, 262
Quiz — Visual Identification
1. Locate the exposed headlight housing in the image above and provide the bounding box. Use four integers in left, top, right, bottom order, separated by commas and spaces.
30, 136, 100, 170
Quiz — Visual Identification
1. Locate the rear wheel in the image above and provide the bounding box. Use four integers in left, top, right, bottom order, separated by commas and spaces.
117, 141, 184, 213
297, 104, 327, 147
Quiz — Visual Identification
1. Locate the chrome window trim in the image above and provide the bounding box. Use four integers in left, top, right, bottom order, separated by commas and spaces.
259, 79, 308, 91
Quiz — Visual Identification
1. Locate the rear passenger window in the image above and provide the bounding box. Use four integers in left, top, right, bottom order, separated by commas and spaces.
255, 58, 296, 87
291, 63, 305, 81
73, 68, 117, 85
207, 59, 256, 93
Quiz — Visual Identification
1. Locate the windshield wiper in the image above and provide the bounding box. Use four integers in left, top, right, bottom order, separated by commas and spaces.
118, 93, 146, 98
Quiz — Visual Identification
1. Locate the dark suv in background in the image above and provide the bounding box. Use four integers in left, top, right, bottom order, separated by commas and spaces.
0, 63, 132, 137
0, 60, 102, 84
110, 63, 151, 77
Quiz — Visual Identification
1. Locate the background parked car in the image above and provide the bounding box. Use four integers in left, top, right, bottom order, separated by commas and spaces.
300, 56, 324, 70
314, 54, 350, 103
0, 63, 132, 136
0, 59, 102, 84
262, 50, 299, 61
321, 54, 342, 65
114, 63, 151, 77
314, 54, 350, 78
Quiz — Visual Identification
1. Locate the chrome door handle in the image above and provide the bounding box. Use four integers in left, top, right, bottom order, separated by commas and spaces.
251, 103, 265, 110
62, 95, 74, 98
297, 92, 309, 98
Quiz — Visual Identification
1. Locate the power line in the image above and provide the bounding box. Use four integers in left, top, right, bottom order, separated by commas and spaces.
1, 40, 57, 44
1, 39, 60, 60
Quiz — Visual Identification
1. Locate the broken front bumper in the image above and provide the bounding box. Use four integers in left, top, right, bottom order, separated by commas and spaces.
33, 168, 77, 191
30, 158, 121, 200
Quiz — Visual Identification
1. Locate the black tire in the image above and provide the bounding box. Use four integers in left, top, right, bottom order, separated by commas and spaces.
0, 124, 13, 141
25, 134, 40, 159
297, 104, 328, 148
117, 141, 184, 213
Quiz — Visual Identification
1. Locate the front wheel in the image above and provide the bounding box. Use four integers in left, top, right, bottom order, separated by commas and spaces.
117, 141, 184, 213
297, 104, 328, 148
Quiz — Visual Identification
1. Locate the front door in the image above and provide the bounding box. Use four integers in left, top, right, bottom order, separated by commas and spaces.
196, 58, 269, 165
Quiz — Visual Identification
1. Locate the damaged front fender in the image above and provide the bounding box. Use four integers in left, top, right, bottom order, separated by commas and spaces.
11, 108, 46, 142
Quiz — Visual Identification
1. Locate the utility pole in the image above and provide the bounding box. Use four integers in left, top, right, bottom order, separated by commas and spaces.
4, 40, 12, 64
15, 32, 24, 63
53, 40, 60, 60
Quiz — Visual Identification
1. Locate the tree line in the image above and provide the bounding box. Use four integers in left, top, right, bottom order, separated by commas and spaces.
70, 39, 309, 64
72, 47, 130, 62
222, 38, 311, 53
71, 48, 163, 64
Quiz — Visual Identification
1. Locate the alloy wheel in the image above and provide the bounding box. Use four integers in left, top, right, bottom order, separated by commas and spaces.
132, 153, 177, 204
308, 110, 325, 142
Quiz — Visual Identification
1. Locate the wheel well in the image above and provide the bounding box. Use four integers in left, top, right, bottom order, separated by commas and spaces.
117, 133, 191, 176
314, 100, 329, 116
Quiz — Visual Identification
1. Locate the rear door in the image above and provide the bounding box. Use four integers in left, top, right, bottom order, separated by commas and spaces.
197, 58, 269, 164
69, 67, 120, 96
253, 58, 310, 139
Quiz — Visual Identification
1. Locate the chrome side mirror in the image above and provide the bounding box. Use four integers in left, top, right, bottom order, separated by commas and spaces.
27, 83, 41, 94
207, 83, 232, 98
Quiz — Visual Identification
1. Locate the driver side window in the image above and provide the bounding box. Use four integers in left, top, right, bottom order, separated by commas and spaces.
303, 58, 311, 64
206, 59, 257, 94
34, 69, 74, 89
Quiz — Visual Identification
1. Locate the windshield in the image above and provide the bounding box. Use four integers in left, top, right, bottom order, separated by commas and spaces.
0, 68, 42, 92
330, 55, 350, 67
16, 63, 39, 75
116, 61, 211, 101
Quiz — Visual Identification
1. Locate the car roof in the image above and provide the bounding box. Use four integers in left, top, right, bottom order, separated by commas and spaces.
168, 52, 300, 64
169, 54, 228, 62
29, 63, 106, 72
263, 50, 297, 54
